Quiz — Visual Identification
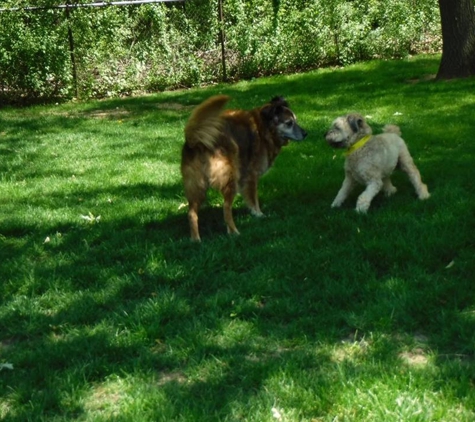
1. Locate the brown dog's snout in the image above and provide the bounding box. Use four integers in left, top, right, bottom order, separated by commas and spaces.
298, 127, 308, 141
291, 123, 307, 141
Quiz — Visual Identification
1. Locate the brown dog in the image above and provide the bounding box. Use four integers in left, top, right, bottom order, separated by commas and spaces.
181, 95, 307, 241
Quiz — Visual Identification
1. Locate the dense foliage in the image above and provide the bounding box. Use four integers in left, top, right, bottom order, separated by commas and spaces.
0, 0, 441, 103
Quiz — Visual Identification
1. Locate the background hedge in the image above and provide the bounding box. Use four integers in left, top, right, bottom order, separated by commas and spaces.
0, 0, 441, 103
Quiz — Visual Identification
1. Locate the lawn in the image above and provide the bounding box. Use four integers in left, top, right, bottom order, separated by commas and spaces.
1, 54, 475, 421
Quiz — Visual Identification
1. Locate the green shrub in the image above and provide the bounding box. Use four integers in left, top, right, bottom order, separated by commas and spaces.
0, 0, 441, 103
0, 8, 72, 101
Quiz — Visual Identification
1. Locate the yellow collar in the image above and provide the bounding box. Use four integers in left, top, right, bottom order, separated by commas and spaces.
345, 135, 372, 156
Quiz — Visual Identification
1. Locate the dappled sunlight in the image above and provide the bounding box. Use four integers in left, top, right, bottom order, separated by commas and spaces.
84, 376, 127, 417
1, 56, 475, 420
330, 336, 370, 364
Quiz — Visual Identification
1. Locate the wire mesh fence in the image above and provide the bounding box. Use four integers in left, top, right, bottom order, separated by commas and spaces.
0, 0, 441, 104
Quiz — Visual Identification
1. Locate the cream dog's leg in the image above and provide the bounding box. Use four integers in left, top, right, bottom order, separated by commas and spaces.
332, 173, 357, 208
398, 148, 430, 200
356, 180, 383, 213
382, 177, 397, 196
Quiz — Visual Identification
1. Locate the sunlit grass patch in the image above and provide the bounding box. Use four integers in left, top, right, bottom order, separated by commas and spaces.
1, 55, 475, 421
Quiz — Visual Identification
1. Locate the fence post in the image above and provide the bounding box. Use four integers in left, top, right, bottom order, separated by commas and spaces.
218, 0, 227, 82
65, 2, 79, 98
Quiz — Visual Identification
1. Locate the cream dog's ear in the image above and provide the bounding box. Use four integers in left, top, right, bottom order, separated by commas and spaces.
347, 114, 364, 134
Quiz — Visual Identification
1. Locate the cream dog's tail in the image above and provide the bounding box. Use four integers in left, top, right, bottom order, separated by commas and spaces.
383, 124, 402, 136
184, 95, 230, 149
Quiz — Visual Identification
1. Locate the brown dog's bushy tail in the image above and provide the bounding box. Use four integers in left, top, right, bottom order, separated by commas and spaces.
383, 124, 402, 136
184, 95, 230, 149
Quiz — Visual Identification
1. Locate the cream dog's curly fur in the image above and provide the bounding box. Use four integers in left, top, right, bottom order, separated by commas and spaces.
325, 113, 430, 213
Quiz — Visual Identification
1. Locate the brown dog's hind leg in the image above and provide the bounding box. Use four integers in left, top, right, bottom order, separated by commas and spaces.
222, 184, 240, 236
184, 180, 206, 242
188, 199, 203, 242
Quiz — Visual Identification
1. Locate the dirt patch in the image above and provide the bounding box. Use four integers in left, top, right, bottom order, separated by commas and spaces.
155, 102, 193, 111
157, 370, 187, 386
406, 74, 436, 84
83, 109, 131, 119
0, 338, 17, 352
399, 349, 429, 366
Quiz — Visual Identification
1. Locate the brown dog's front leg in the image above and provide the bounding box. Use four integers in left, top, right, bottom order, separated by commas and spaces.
241, 177, 264, 217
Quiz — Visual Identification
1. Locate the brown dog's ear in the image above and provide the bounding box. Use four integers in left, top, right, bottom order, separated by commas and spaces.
347, 114, 364, 133
261, 96, 289, 121
260, 104, 275, 121
270, 96, 289, 108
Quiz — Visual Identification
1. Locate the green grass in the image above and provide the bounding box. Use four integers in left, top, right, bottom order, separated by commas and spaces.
1, 54, 475, 421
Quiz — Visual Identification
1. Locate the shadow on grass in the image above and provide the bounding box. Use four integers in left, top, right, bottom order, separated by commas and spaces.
2, 192, 475, 419
1, 56, 475, 420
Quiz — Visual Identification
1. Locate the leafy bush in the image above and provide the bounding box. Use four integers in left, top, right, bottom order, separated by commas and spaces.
0, 8, 72, 101
0, 0, 441, 103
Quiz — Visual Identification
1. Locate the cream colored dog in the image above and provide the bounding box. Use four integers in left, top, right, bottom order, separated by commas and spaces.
325, 113, 430, 213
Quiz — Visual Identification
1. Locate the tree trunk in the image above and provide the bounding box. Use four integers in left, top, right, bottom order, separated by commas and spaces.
437, 0, 475, 79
